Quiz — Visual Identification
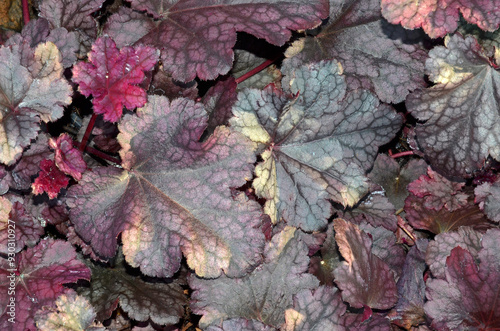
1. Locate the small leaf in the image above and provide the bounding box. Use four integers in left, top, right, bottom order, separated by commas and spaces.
32, 159, 69, 199
49, 133, 86, 181
475, 177, 500, 223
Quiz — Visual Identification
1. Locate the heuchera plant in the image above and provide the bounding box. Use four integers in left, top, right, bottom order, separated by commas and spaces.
0, 0, 499, 330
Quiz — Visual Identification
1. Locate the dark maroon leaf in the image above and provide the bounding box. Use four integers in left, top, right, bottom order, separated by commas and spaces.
231, 60, 402, 230
382, 0, 500, 38
148, 69, 198, 100
284, 286, 347, 330
340, 313, 391, 331
407, 34, 500, 178
341, 192, 398, 231
475, 178, 500, 223
425, 230, 500, 330
67, 95, 264, 278
0, 238, 91, 331
333, 218, 398, 310
115, 0, 329, 81
203, 76, 238, 133
282, 0, 427, 103
72, 36, 159, 122
190, 227, 319, 329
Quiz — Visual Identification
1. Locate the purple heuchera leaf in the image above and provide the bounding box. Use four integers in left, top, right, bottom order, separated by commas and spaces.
284, 286, 347, 330
282, 0, 427, 103
203, 76, 238, 134
381, 0, 500, 38
108, 0, 329, 81
0, 41, 72, 165
0, 238, 91, 331
333, 218, 398, 310
190, 227, 319, 329
32, 159, 69, 199
475, 177, 500, 223
425, 229, 500, 330
67, 95, 264, 278
49, 133, 86, 181
407, 34, 500, 178
230, 60, 402, 231
72, 36, 159, 122
341, 192, 398, 232
206, 318, 277, 331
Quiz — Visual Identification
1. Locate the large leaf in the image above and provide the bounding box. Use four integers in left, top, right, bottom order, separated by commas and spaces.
189, 227, 319, 329
107, 0, 329, 81
0, 238, 91, 331
407, 34, 500, 178
230, 60, 402, 231
67, 95, 264, 278
72, 36, 159, 123
425, 229, 500, 330
381, 0, 500, 38
333, 218, 398, 310
282, 0, 427, 103
0, 41, 72, 165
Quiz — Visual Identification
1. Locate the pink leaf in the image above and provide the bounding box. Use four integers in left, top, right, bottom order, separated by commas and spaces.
72, 36, 159, 122
32, 159, 69, 199
49, 134, 86, 180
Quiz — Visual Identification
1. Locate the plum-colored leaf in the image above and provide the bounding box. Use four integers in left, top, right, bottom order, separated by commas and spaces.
203, 76, 238, 134
341, 192, 398, 232
407, 34, 500, 178
148, 69, 198, 100
284, 286, 347, 331
190, 227, 319, 329
72, 36, 159, 122
35, 292, 105, 331
381, 0, 500, 39
309, 223, 340, 287
80, 254, 186, 325
103, 7, 157, 49
49, 133, 86, 181
333, 218, 398, 310
340, 313, 392, 331
38, 0, 105, 56
67, 95, 264, 278
282, 0, 427, 103
119, 0, 329, 81
425, 230, 500, 330
0, 238, 91, 331
475, 178, 500, 222
206, 318, 277, 331
32, 159, 69, 199
425, 227, 483, 279
0, 196, 44, 254
0, 41, 72, 165
230, 60, 402, 230
388, 240, 428, 330
368, 154, 428, 210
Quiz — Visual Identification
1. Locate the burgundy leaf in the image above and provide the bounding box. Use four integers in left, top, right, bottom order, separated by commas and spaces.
284, 286, 347, 330
309, 223, 340, 287
190, 227, 319, 329
67, 95, 264, 278
381, 0, 500, 38
475, 177, 500, 223
72, 36, 159, 122
407, 34, 500, 178
0, 238, 91, 331
282, 0, 427, 103
341, 192, 398, 232
333, 218, 398, 310
114, 0, 329, 81
425, 230, 500, 330
49, 134, 86, 181
206, 318, 276, 331
80, 254, 186, 325
230, 60, 402, 230
148, 69, 198, 100
340, 313, 392, 331
32, 159, 69, 199
0, 41, 72, 165
203, 76, 238, 133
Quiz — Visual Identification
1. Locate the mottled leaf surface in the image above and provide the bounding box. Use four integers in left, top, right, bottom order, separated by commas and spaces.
67, 95, 264, 278
230, 60, 402, 230
49, 133, 86, 181
475, 178, 500, 222
425, 230, 500, 330
407, 34, 500, 178
112, 0, 329, 81
284, 286, 346, 331
381, 0, 500, 38
32, 159, 69, 199
0, 41, 72, 165
0, 238, 91, 331
206, 318, 276, 331
282, 0, 427, 103
333, 218, 398, 309
72, 36, 158, 122
35, 292, 105, 331
203, 76, 238, 134
341, 192, 398, 231
190, 227, 319, 329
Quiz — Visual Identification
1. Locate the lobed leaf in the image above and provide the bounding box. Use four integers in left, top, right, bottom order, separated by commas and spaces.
49, 133, 86, 181
32, 159, 69, 199
475, 177, 500, 222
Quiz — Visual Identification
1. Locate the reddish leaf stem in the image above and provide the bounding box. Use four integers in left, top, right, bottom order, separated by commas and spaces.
79, 113, 97, 152
235, 56, 279, 84
22, 0, 30, 25
72, 140, 121, 165
390, 151, 414, 159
